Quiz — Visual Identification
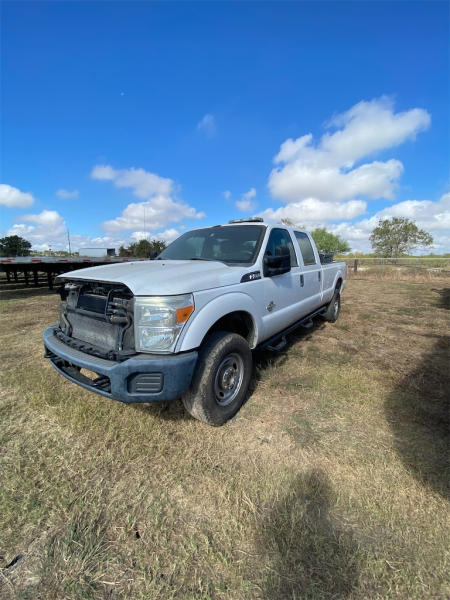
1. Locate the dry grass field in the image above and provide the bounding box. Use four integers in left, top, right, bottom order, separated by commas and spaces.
1, 278, 449, 599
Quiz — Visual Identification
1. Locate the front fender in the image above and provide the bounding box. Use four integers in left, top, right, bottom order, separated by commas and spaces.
177, 292, 262, 351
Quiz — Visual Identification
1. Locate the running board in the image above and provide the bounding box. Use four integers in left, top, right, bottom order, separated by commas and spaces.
257, 306, 327, 352
266, 336, 287, 352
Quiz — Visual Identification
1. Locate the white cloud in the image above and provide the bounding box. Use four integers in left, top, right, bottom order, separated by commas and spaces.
328, 192, 450, 253
197, 113, 216, 137
21, 209, 66, 229
130, 228, 180, 244
326, 221, 378, 253
269, 97, 430, 204
270, 159, 404, 204
155, 228, 181, 244
223, 190, 232, 200
7, 210, 67, 251
73, 235, 128, 253
6, 210, 125, 252
56, 188, 79, 199
236, 187, 257, 212
84, 236, 124, 247
322, 97, 430, 165
0, 184, 35, 208
90, 165, 117, 181
91, 165, 173, 198
6, 207, 183, 253
130, 231, 152, 242
6, 223, 37, 238
256, 191, 450, 253
259, 198, 366, 224
236, 200, 254, 213
243, 187, 256, 200
102, 199, 205, 233
375, 193, 450, 231
91, 164, 205, 232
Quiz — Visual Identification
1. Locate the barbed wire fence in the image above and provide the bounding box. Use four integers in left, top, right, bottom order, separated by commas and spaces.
342, 257, 450, 282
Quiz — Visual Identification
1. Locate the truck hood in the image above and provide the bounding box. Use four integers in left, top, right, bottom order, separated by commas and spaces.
57, 260, 252, 295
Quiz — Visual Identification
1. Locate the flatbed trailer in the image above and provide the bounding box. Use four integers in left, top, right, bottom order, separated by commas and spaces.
0, 256, 146, 289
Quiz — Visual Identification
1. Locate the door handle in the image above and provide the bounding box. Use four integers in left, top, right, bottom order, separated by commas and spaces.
300, 274, 304, 287
318, 271, 321, 282
266, 301, 276, 312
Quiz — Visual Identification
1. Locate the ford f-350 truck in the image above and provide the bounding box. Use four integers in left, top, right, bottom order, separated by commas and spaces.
43, 218, 346, 425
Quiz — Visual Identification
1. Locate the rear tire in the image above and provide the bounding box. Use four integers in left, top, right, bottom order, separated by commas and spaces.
182, 331, 252, 426
324, 289, 341, 322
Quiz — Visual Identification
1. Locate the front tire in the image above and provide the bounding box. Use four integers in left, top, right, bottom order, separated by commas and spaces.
182, 331, 252, 426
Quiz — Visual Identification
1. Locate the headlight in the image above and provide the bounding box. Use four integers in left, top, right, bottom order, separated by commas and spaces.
134, 294, 194, 353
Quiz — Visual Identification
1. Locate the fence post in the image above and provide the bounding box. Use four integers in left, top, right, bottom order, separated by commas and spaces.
354, 259, 358, 274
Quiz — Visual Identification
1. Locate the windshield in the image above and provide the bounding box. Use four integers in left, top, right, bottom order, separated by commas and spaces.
158, 225, 265, 264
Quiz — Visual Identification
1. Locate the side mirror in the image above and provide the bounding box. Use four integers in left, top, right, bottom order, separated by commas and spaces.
149, 251, 158, 260
263, 246, 291, 277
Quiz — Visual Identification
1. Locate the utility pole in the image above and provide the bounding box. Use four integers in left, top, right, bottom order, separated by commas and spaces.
143, 205, 147, 240
67, 229, 72, 256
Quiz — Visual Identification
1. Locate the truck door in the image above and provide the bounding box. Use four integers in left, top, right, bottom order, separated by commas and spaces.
262, 228, 304, 339
293, 231, 323, 314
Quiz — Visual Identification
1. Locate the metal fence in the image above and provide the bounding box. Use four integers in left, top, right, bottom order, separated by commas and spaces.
342, 257, 450, 281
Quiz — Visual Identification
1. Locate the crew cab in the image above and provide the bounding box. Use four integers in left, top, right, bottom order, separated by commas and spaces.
43, 218, 346, 425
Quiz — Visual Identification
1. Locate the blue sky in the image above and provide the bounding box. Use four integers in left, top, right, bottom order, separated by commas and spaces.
1, 1, 449, 252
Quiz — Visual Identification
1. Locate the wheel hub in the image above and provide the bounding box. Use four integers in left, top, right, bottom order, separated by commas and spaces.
214, 353, 244, 406
221, 366, 236, 390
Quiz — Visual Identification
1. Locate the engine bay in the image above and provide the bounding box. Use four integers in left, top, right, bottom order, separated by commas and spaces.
56, 280, 136, 361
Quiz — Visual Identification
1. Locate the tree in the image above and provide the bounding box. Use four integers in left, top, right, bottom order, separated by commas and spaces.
126, 238, 167, 257
0, 235, 32, 257
369, 217, 433, 257
149, 239, 167, 255
310, 228, 350, 254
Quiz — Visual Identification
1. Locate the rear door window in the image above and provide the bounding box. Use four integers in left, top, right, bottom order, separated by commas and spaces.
294, 231, 316, 266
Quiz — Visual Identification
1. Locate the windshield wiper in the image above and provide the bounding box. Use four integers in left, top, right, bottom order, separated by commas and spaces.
188, 257, 225, 263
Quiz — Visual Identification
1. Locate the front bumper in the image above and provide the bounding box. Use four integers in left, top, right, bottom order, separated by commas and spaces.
43, 326, 198, 403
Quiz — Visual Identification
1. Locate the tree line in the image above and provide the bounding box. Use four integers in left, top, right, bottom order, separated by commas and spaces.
118, 238, 166, 258
0, 217, 435, 258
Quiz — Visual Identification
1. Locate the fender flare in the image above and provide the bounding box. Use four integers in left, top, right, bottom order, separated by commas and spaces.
332, 269, 345, 293
177, 292, 262, 351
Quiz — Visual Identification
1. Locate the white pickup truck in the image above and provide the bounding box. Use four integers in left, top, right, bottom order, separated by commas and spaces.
43, 218, 346, 425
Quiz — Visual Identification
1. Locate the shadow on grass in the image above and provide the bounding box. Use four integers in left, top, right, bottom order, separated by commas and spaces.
433, 287, 450, 310
384, 335, 450, 500
130, 398, 192, 422
259, 468, 360, 599
250, 318, 326, 394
